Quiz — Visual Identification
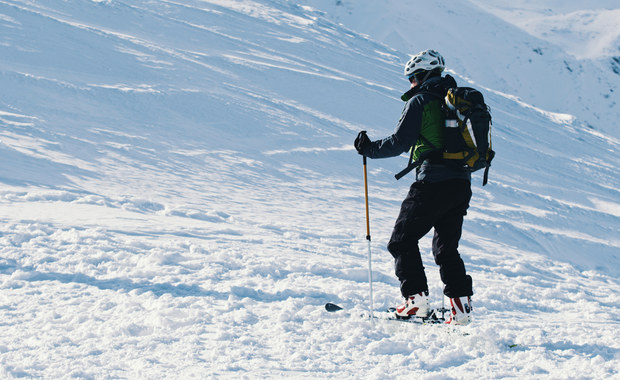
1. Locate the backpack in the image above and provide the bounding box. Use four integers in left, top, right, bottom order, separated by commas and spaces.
395, 86, 495, 186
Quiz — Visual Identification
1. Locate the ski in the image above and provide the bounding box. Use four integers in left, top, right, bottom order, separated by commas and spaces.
325, 302, 344, 312
325, 302, 449, 324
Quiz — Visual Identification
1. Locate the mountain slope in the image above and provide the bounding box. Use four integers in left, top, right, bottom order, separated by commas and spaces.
299, 0, 620, 141
0, 0, 618, 378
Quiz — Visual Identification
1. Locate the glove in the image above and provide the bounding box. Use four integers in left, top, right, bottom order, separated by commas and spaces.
354, 131, 372, 156
471, 158, 487, 171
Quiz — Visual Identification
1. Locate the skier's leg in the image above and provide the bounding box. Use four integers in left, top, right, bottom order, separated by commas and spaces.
388, 182, 436, 297
432, 180, 473, 297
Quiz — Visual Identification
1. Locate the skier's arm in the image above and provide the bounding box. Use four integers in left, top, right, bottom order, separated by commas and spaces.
364, 98, 423, 159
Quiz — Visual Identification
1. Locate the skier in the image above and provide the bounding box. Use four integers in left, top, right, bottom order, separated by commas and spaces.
354, 49, 473, 325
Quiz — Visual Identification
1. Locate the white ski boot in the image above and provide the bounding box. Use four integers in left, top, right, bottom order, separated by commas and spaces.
446, 296, 472, 325
395, 291, 430, 318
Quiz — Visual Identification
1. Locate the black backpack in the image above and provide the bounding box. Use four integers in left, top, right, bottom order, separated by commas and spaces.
396, 85, 495, 185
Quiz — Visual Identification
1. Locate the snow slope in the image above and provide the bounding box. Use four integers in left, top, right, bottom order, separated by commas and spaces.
0, 0, 618, 378
468, 0, 620, 60
299, 0, 620, 141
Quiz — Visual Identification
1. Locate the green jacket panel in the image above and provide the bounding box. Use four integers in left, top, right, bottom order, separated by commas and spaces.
411, 99, 444, 162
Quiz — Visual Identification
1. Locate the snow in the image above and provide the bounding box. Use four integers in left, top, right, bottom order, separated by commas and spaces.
466, 0, 620, 60
300, 0, 620, 141
0, 0, 619, 378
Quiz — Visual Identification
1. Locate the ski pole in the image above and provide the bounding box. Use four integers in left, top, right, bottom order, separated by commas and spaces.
363, 155, 374, 317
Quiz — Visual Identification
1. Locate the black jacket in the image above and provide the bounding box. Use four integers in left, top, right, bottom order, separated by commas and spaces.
363, 75, 471, 183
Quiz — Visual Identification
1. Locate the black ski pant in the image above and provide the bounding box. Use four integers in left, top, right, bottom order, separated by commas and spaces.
387, 179, 473, 298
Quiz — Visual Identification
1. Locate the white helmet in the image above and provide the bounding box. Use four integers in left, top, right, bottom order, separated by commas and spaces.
404, 49, 445, 79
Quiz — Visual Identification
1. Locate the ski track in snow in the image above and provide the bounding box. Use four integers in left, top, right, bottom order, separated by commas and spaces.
0, 0, 619, 378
